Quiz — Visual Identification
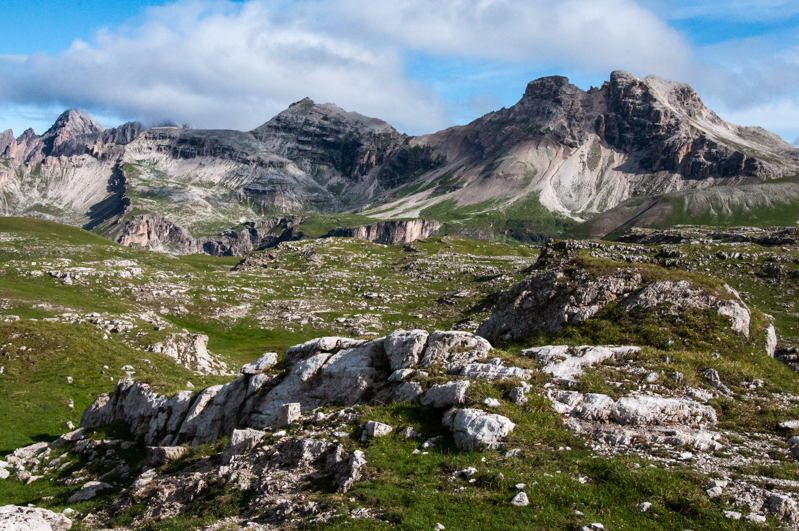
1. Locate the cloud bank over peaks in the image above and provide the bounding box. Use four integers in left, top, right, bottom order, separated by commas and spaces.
0, 0, 449, 134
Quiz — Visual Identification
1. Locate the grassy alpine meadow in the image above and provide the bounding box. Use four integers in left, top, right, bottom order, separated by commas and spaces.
1, 217, 799, 530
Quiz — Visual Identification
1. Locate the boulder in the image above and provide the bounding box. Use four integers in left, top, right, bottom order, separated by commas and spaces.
0, 506, 72, 531
392, 382, 423, 403
612, 396, 717, 426
509, 387, 528, 406
222, 429, 265, 464
67, 481, 112, 503
510, 492, 529, 506
451, 409, 515, 451
420, 331, 492, 368
178, 378, 248, 446
572, 394, 616, 421
240, 352, 278, 375
363, 421, 393, 438
421, 381, 470, 409
336, 450, 367, 493
146, 446, 188, 466
277, 403, 302, 427
766, 325, 778, 357
456, 363, 534, 382
384, 329, 429, 370
768, 494, 799, 523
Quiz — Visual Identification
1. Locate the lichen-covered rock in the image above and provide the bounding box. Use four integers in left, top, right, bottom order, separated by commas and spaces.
385, 329, 429, 370
421, 381, 470, 409
0, 505, 72, 531
451, 409, 515, 451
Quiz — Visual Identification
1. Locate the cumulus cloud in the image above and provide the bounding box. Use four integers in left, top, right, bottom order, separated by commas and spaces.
0, 0, 702, 134
0, 0, 449, 134
337, 0, 693, 78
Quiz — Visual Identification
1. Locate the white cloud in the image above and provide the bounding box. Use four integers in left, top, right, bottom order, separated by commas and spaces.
0, 0, 700, 134
336, 0, 693, 78
0, 0, 449, 134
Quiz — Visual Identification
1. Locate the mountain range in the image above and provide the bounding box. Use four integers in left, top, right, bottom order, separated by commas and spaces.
2, 70, 799, 254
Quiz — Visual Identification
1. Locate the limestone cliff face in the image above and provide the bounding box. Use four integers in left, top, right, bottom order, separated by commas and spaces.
116, 215, 307, 256
117, 214, 199, 254
372, 71, 799, 222
325, 219, 441, 245
2, 72, 799, 250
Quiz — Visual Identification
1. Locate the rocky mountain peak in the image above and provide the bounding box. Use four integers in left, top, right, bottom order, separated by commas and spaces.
522, 75, 580, 103
46, 109, 104, 138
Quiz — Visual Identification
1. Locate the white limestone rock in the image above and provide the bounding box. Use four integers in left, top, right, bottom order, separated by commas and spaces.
67, 480, 112, 503
611, 395, 717, 426
240, 352, 278, 375
456, 362, 534, 382
277, 403, 302, 427
451, 409, 515, 451
766, 324, 778, 357
146, 446, 188, 466
364, 421, 393, 438
392, 382, 423, 403
421, 381, 470, 409
222, 428, 265, 464
0, 505, 72, 531
385, 329, 429, 370
420, 331, 492, 368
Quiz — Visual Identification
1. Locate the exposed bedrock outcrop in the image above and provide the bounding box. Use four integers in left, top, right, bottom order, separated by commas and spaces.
79, 329, 501, 448
476, 239, 751, 343
324, 219, 441, 245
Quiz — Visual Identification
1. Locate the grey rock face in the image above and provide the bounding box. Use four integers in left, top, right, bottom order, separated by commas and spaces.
421, 381, 471, 409
451, 409, 515, 451
385, 329, 429, 370
420, 331, 492, 368
326, 220, 441, 246
240, 352, 278, 375
146, 446, 188, 466
277, 403, 302, 427
222, 428, 265, 464
0, 505, 72, 531
767, 325, 778, 357
148, 333, 228, 375
67, 481, 112, 503
477, 242, 751, 343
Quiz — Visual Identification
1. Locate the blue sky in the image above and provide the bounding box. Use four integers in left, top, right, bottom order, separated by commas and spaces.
2, 0, 799, 145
